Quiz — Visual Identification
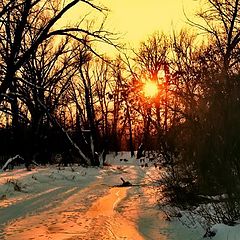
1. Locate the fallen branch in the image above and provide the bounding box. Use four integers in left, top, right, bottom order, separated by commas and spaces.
2, 155, 39, 171
2, 155, 24, 171
111, 177, 133, 187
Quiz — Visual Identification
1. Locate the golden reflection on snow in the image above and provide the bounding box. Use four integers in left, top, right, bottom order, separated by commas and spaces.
4, 186, 145, 240
2, 165, 169, 240
0, 196, 26, 208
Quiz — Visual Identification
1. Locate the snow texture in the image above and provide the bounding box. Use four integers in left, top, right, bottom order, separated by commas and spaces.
0, 152, 239, 239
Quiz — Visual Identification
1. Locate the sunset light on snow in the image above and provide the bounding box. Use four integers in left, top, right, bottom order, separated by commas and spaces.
1, 0, 239, 239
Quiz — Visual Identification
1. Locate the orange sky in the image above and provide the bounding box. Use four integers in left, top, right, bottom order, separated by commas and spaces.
60, 0, 200, 54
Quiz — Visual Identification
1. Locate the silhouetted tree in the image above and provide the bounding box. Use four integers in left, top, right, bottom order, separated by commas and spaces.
0, 0, 118, 165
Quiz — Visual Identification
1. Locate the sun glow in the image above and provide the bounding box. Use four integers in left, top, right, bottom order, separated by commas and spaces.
143, 81, 159, 98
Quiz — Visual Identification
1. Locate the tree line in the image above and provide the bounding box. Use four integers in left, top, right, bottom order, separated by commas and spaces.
1, 0, 240, 225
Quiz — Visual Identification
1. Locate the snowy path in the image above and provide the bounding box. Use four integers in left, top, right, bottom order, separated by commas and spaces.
0, 164, 157, 239
0, 159, 212, 240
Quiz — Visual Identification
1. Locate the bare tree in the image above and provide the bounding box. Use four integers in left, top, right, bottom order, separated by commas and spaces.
0, 0, 116, 106
188, 0, 240, 78
133, 32, 170, 152
0, 0, 118, 165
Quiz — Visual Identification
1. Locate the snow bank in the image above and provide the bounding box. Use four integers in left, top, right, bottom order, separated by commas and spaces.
0, 165, 100, 210
209, 223, 240, 240
1, 153, 239, 240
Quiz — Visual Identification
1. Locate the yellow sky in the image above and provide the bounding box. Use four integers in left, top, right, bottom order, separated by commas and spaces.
60, 0, 200, 53
101, 0, 199, 44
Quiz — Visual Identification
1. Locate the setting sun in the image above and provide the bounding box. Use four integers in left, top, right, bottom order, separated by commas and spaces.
1, 0, 237, 239
143, 81, 159, 98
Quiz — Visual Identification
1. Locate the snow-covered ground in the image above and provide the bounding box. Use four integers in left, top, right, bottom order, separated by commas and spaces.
0, 152, 239, 239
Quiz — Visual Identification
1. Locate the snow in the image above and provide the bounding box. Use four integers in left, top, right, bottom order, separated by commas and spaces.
209, 224, 240, 240
0, 152, 239, 239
